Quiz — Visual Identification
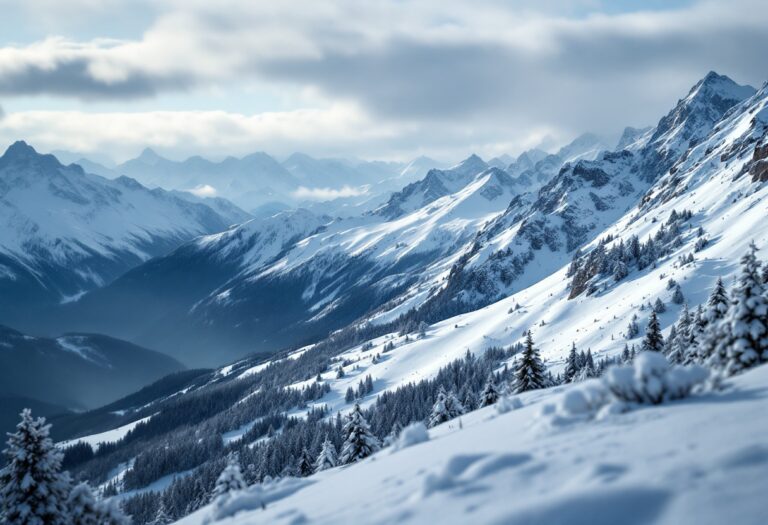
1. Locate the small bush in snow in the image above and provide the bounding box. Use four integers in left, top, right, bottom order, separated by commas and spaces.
391, 422, 429, 452
556, 379, 611, 417
495, 395, 523, 414
548, 354, 709, 425
603, 352, 708, 405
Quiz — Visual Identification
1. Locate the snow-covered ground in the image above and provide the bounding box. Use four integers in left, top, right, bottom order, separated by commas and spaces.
180, 363, 768, 525
58, 415, 153, 451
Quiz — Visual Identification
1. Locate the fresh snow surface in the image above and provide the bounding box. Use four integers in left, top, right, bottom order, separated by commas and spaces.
58, 415, 153, 451
180, 363, 768, 525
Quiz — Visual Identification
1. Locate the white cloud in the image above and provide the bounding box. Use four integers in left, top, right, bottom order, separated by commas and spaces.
186, 184, 217, 198
292, 185, 369, 201
0, 0, 766, 159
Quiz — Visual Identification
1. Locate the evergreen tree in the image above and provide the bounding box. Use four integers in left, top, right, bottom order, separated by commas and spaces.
653, 298, 667, 313
151, 500, 172, 525
0, 409, 71, 525
444, 390, 465, 419
641, 310, 664, 352
671, 283, 685, 305
680, 305, 707, 364
66, 482, 100, 525
314, 437, 338, 472
706, 277, 730, 323
715, 243, 768, 374
212, 458, 246, 500
563, 343, 580, 383
513, 331, 547, 393
428, 387, 453, 427
613, 260, 628, 281
584, 350, 595, 374
340, 404, 379, 464
626, 314, 640, 339
297, 448, 314, 478
95, 498, 131, 525
621, 344, 631, 363
479, 374, 501, 407
461, 388, 476, 412
695, 277, 731, 362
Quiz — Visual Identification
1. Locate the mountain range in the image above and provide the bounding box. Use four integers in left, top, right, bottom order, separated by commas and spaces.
3, 70, 768, 525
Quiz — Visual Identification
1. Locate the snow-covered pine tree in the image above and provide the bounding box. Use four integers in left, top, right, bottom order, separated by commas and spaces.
297, 448, 314, 478
641, 310, 664, 352
686, 304, 707, 359
665, 324, 678, 354
573, 349, 597, 381
715, 243, 768, 375
95, 498, 131, 525
695, 277, 731, 363
0, 409, 72, 525
514, 331, 547, 393
66, 482, 100, 525
621, 344, 631, 363
667, 305, 691, 364
212, 458, 246, 500
613, 260, 628, 281
444, 390, 465, 419
671, 283, 685, 304
428, 387, 451, 427
479, 373, 501, 406
314, 437, 338, 472
706, 277, 730, 323
626, 314, 640, 339
151, 499, 172, 525
563, 343, 580, 383
653, 298, 667, 313
340, 404, 379, 464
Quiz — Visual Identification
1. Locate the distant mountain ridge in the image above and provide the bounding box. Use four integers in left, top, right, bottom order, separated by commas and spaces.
0, 141, 249, 332
0, 324, 183, 411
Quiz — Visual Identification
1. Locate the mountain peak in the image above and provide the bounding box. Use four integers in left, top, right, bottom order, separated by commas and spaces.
0, 140, 65, 173
137, 147, 163, 164
453, 154, 487, 172
2, 140, 38, 160
687, 71, 755, 106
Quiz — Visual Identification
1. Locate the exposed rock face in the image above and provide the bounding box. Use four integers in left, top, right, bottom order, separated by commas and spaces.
749, 141, 768, 182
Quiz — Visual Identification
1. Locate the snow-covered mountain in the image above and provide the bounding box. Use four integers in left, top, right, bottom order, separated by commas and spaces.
56, 209, 329, 365
0, 141, 246, 332
15, 70, 768, 525
114, 148, 300, 211
415, 72, 756, 317
43, 73, 760, 368
92, 149, 440, 214
56, 156, 523, 365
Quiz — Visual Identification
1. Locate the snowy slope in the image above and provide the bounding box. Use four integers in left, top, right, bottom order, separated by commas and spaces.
179, 363, 768, 525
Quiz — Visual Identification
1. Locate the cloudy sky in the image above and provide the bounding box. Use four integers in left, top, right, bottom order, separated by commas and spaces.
0, 0, 766, 163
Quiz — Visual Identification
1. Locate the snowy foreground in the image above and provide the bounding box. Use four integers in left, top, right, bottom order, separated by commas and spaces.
179, 363, 768, 525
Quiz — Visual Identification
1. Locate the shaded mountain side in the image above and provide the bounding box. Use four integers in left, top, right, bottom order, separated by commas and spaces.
0, 325, 184, 411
